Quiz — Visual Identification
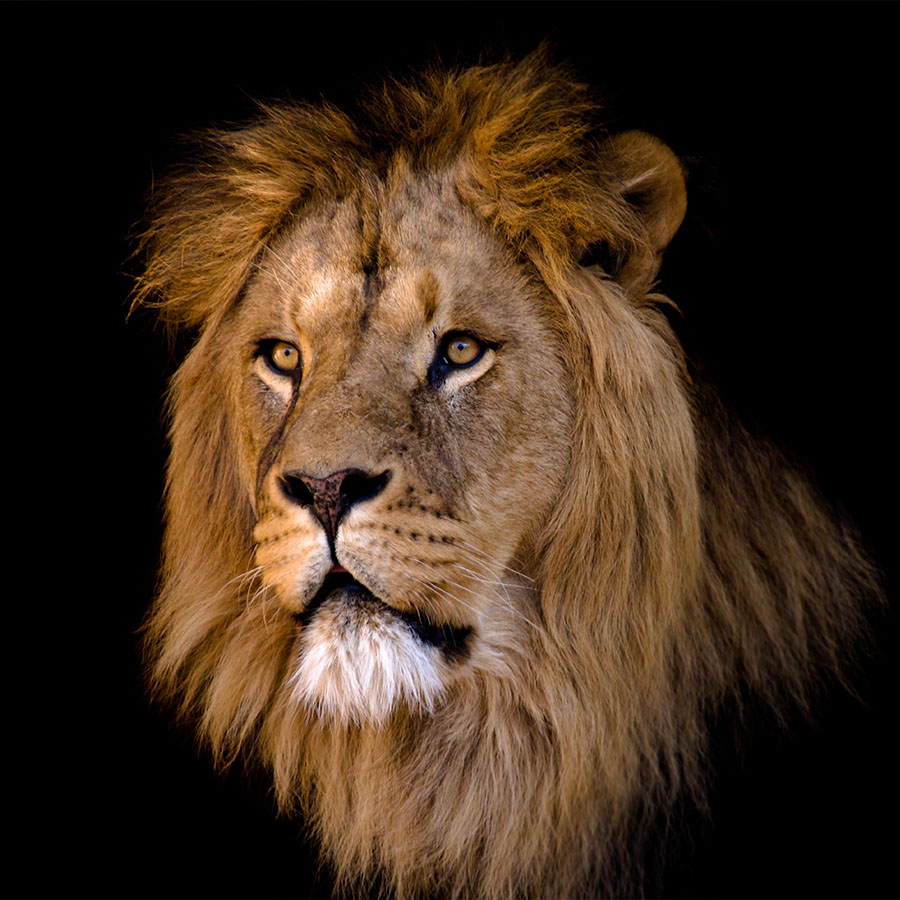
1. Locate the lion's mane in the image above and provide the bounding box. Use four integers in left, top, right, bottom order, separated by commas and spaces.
134, 52, 881, 898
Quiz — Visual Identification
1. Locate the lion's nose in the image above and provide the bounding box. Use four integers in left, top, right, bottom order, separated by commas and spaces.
280, 468, 391, 543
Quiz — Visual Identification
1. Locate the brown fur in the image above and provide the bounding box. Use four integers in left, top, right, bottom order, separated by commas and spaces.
134, 51, 881, 898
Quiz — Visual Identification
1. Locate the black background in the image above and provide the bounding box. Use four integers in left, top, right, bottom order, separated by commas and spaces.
9, 3, 897, 898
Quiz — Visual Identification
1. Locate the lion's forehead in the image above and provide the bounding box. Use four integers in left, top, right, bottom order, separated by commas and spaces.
250, 178, 526, 342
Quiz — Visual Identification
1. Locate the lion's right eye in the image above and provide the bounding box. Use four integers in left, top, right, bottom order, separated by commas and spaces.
261, 340, 302, 376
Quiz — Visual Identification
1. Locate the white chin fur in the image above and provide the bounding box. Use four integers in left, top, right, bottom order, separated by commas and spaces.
290, 597, 447, 727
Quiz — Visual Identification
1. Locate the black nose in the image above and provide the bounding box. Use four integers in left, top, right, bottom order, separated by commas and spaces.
281, 468, 391, 542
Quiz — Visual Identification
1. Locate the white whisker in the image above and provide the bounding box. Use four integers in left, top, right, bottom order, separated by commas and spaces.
454, 539, 535, 582
408, 560, 540, 633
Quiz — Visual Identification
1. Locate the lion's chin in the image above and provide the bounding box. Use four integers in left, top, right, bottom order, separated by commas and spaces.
289, 582, 458, 727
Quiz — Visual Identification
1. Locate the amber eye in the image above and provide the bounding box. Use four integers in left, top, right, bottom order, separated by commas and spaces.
443, 333, 483, 367
264, 340, 301, 375
429, 331, 491, 387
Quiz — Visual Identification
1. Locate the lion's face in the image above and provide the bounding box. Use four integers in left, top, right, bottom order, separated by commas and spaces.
137, 53, 713, 895
216, 173, 572, 726
136, 53, 879, 899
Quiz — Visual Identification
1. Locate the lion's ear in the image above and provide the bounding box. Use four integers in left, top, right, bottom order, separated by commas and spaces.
583, 131, 687, 291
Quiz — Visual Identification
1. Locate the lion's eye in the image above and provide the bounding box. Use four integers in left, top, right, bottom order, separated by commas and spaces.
429, 331, 490, 387
263, 340, 302, 375
442, 333, 484, 368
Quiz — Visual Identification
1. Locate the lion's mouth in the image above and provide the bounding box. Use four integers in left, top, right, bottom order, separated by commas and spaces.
298, 568, 471, 657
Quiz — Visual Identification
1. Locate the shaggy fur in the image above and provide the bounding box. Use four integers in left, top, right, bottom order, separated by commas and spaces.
134, 51, 881, 898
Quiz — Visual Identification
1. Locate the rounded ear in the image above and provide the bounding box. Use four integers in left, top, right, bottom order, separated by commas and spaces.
582, 131, 687, 292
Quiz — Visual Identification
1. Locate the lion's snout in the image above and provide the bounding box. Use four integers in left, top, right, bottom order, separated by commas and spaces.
280, 467, 392, 546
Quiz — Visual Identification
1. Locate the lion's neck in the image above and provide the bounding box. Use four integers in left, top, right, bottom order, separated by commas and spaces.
296, 673, 622, 900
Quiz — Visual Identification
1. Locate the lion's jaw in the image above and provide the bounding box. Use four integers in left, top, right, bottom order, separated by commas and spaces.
289, 584, 451, 726
236, 175, 571, 728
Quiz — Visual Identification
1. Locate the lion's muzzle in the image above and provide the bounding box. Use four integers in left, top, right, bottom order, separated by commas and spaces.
280, 467, 392, 547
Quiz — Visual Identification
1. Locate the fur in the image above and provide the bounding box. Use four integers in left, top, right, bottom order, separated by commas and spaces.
134, 50, 881, 898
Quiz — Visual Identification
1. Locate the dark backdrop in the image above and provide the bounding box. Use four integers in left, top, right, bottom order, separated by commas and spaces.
9, 3, 896, 898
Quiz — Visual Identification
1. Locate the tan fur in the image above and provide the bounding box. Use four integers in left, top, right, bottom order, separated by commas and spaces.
134, 51, 881, 898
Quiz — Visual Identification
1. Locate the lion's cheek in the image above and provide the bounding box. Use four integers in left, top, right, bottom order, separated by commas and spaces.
289, 600, 448, 726
253, 518, 332, 614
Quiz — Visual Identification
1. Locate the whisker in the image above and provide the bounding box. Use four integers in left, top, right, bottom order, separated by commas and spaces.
409, 560, 540, 632
452, 562, 519, 589
401, 570, 485, 620
454, 539, 535, 583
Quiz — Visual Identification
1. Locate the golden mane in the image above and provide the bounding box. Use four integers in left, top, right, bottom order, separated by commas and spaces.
134, 51, 882, 898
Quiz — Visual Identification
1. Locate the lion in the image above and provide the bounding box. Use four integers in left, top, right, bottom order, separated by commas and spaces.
133, 52, 882, 898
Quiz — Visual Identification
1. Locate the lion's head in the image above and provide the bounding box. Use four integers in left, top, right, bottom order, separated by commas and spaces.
135, 52, 879, 898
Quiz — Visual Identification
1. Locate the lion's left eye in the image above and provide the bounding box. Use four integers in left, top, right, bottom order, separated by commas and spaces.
429, 332, 487, 386
443, 333, 483, 367
441, 332, 486, 368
